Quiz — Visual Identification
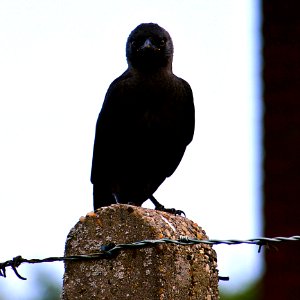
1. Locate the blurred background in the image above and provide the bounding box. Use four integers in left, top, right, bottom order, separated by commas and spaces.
0, 0, 299, 299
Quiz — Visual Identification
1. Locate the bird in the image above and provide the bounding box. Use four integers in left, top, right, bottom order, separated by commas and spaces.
91, 23, 195, 214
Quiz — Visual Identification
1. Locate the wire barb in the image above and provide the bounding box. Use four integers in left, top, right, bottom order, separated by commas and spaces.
1, 235, 300, 280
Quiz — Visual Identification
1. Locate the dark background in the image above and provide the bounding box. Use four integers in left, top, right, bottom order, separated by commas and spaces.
262, 0, 300, 298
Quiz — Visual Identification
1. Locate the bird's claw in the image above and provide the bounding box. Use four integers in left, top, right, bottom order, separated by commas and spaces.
155, 205, 186, 217
149, 195, 186, 216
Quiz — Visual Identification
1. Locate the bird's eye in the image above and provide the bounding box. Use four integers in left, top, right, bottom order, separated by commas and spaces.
159, 39, 166, 47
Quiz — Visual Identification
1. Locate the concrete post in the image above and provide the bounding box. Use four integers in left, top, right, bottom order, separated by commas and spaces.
61, 204, 219, 299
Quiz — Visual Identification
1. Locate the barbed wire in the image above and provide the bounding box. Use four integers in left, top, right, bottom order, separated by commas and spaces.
1, 235, 299, 281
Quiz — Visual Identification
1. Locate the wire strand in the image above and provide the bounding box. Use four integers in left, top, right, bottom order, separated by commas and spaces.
1, 235, 299, 280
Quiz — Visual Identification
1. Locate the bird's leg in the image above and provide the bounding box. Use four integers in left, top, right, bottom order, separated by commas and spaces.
112, 193, 120, 204
112, 192, 139, 207
149, 195, 186, 216
149, 195, 165, 211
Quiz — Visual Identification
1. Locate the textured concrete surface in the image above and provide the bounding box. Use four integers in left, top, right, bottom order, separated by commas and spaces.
62, 204, 219, 299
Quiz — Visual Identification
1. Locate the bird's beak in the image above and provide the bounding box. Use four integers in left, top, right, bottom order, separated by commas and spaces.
141, 38, 154, 50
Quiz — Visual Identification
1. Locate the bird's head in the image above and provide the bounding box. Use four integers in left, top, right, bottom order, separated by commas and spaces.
126, 23, 174, 72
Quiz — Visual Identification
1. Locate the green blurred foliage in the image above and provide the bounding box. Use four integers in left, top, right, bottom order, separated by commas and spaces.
220, 280, 262, 300
31, 270, 61, 300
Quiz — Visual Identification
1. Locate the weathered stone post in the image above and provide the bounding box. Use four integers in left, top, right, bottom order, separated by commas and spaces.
61, 204, 219, 299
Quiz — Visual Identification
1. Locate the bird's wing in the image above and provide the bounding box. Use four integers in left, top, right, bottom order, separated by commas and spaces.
163, 78, 195, 178
180, 78, 195, 146
90, 71, 131, 184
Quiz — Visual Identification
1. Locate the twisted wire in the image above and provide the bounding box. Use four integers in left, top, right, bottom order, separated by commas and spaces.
1, 235, 299, 280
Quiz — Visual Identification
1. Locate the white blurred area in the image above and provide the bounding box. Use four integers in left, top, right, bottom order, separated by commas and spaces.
0, 0, 262, 298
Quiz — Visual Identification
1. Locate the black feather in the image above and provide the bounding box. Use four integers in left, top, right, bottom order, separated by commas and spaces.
91, 23, 195, 210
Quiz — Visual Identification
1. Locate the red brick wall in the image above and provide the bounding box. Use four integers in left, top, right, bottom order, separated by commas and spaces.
262, 1, 300, 298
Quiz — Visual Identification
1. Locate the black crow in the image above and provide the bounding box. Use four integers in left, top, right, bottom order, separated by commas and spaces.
91, 23, 195, 213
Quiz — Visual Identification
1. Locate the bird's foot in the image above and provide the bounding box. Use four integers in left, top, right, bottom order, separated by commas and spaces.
149, 195, 186, 216
157, 206, 186, 216
112, 193, 120, 204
